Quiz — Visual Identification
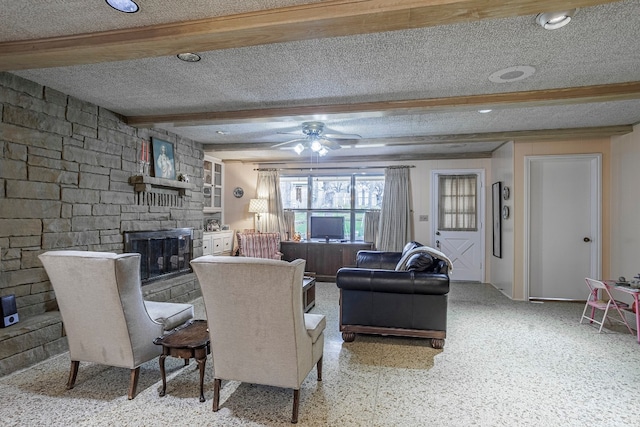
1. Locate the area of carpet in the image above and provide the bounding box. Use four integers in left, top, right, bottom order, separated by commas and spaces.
1, 282, 639, 426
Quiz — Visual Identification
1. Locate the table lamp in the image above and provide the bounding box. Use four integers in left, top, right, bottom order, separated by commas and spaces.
248, 198, 268, 232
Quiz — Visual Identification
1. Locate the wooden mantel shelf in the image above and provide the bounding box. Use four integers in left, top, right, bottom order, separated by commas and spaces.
129, 175, 194, 196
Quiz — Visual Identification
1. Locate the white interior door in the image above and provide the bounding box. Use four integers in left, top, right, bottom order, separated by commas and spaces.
526, 155, 601, 300
432, 170, 485, 282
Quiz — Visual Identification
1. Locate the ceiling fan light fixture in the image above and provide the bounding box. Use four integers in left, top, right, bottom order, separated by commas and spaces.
318, 147, 329, 156
310, 140, 322, 152
105, 0, 139, 13
536, 9, 576, 30
294, 143, 305, 155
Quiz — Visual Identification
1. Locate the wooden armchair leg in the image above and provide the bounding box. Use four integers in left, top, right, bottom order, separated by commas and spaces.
67, 360, 79, 390
213, 378, 221, 412
317, 357, 323, 381
292, 389, 300, 424
128, 367, 140, 400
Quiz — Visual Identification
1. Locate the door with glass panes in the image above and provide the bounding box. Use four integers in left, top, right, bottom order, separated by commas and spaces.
431, 170, 484, 282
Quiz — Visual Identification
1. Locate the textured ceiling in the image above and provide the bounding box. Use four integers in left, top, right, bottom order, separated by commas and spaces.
2, 0, 640, 163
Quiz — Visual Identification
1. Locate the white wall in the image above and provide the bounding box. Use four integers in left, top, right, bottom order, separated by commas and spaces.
220, 161, 258, 232
610, 124, 640, 281
490, 142, 514, 298
221, 157, 492, 279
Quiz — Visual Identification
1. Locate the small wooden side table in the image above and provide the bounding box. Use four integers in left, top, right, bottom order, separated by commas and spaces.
153, 319, 210, 402
303, 276, 316, 312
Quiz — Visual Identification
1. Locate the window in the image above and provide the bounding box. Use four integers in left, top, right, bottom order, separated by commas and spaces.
280, 174, 384, 241
438, 174, 477, 231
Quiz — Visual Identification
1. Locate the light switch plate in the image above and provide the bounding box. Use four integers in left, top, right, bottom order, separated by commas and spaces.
419, 215, 428, 221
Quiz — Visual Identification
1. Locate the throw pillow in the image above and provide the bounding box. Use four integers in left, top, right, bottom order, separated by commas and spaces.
405, 253, 434, 271
395, 245, 453, 272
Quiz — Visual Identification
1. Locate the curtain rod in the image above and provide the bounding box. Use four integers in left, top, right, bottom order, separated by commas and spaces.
254, 165, 415, 171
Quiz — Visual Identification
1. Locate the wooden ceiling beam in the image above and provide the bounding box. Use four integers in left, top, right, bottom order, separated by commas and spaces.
0, 0, 617, 71
127, 82, 640, 127
206, 125, 632, 151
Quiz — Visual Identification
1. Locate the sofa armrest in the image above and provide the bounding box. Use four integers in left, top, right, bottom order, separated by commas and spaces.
356, 251, 402, 269
336, 268, 449, 295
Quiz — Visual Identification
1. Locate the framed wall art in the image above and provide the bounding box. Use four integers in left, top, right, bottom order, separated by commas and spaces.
492, 181, 502, 258
151, 138, 176, 180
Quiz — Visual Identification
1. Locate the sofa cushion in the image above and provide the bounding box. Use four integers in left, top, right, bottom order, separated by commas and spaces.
405, 253, 434, 271
395, 245, 453, 272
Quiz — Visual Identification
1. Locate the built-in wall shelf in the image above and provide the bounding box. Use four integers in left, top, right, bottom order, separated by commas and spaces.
129, 175, 194, 196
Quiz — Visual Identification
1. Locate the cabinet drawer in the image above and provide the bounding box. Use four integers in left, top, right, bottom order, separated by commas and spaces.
223, 236, 233, 252
212, 237, 224, 254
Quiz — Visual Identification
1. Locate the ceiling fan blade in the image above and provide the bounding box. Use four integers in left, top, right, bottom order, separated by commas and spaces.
271, 138, 307, 148
276, 131, 303, 136
323, 139, 342, 150
323, 133, 362, 139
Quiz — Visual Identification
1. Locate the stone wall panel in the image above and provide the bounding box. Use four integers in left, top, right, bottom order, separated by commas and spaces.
3, 105, 72, 136
0, 200, 61, 219
0, 73, 204, 376
0, 219, 42, 237
61, 188, 100, 204
6, 180, 60, 200
28, 166, 78, 185
0, 159, 27, 180
42, 231, 101, 249
71, 215, 119, 231
63, 145, 120, 169
42, 218, 72, 233
79, 172, 110, 190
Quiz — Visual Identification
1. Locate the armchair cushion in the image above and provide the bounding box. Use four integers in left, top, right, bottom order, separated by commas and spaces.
304, 313, 326, 343
237, 232, 283, 259
144, 300, 195, 331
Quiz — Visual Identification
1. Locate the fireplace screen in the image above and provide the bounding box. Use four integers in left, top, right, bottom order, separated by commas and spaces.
124, 228, 193, 284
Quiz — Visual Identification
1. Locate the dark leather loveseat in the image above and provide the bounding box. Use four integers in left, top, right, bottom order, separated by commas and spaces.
336, 242, 450, 348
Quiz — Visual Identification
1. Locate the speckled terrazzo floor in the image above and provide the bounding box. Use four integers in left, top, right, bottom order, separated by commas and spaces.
1, 282, 639, 427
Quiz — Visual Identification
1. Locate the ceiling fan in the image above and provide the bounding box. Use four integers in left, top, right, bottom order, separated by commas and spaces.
272, 121, 361, 156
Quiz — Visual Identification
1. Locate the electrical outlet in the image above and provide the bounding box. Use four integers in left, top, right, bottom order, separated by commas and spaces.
419, 215, 428, 221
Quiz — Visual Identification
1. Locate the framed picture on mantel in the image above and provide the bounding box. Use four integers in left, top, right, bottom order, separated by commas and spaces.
151, 138, 176, 180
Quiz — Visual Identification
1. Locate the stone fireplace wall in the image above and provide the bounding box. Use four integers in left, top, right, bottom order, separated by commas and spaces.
0, 72, 206, 375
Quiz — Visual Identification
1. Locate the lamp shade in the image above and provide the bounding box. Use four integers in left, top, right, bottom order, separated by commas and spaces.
248, 198, 268, 214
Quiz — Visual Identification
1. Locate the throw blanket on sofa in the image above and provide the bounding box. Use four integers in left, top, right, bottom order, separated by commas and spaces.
395, 246, 454, 272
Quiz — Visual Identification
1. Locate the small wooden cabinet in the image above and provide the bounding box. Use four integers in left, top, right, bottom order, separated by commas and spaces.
203, 230, 234, 256
280, 241, 374, 281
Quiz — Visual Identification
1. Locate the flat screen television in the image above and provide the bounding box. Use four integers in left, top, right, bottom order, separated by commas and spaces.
310, 216, 344, 241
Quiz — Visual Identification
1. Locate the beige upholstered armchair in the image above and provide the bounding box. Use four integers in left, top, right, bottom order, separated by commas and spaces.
39, 251, 194, 399
190, 256, 325, 423
236, 231, 283, 259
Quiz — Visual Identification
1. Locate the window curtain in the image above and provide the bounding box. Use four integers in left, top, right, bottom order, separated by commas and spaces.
376, 167, 412, 251
438, 174, 477, 230
256, 170, 286, 236
363, 211, 380, 243
283, 210, 295, 241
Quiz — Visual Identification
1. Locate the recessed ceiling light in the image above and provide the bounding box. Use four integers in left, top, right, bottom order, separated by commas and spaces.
478, 109, 492, 114
215, 130, 227, 135
536, 9, 576, 30
488, 65, 536, 83
177, 53, 201, 62
105, 0, 139, 13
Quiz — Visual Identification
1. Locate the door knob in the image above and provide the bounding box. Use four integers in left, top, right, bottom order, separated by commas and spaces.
583, 237, 591, 242
435, 231, 441, 235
